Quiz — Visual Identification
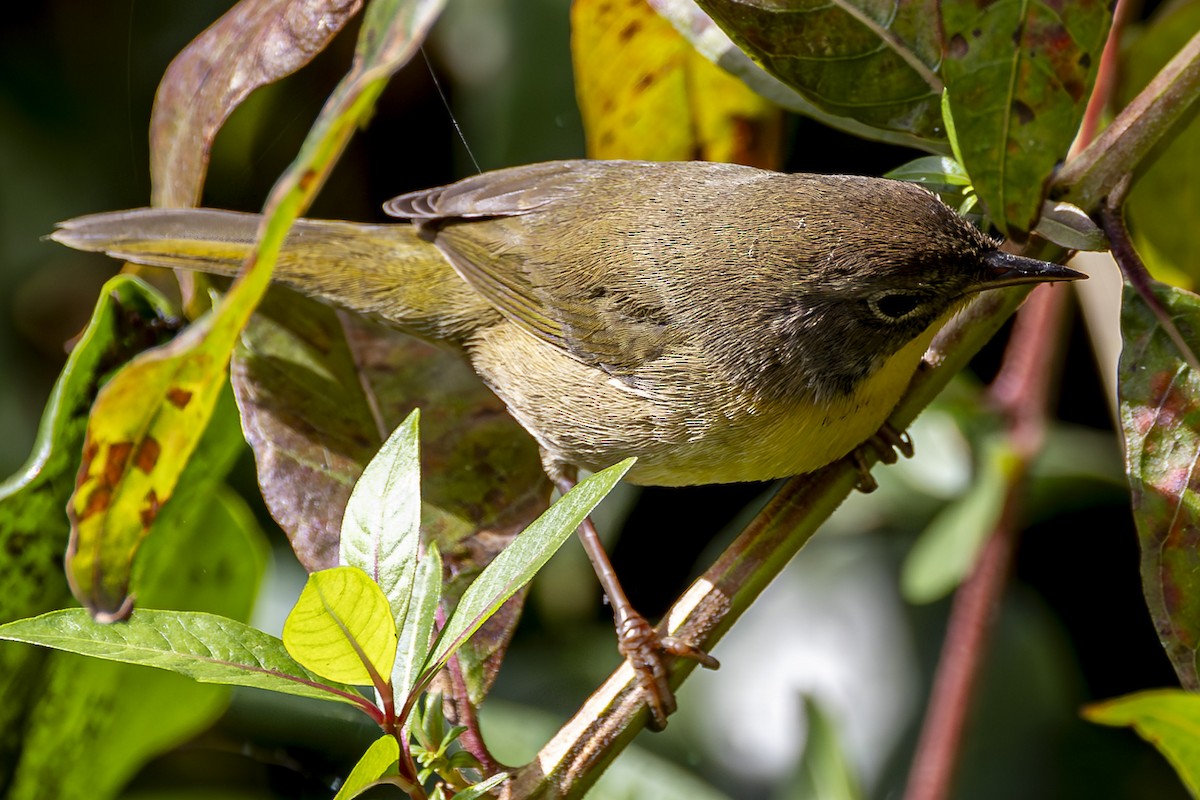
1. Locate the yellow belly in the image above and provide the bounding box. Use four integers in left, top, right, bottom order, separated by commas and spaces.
469, 314, 946, 487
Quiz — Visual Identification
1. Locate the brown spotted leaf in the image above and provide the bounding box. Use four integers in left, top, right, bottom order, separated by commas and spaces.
150, 0, 362, 207
572, 0, 780, 165
693, 0, 945, 143
0, 275, 179, 781
1119, 279, 1200, 689
941, 0, 1111, 237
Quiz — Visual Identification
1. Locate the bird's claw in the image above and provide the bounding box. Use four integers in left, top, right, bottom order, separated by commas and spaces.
850, 422, 914, 493
617, 612, 719, 731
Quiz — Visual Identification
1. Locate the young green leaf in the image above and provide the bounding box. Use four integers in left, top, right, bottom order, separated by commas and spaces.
1119, 279, 1200, 689
0, 609, 371, 711
393, 546, 443, 706
426, 459, 634, 676
1084, 690, 1200, 795
333, 734, 402, 800
455, 773, 511, 800
283, 566, 398, 687
340, 410, 422, 630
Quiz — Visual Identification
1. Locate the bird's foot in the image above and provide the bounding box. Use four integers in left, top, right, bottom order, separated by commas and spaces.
617, 611, 719, 731
850, 422, 914, 493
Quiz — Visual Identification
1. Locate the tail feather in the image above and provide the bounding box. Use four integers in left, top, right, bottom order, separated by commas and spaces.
52, 208, 490, 343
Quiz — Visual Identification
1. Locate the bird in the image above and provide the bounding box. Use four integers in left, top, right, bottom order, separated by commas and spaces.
52, 158, 1084, 727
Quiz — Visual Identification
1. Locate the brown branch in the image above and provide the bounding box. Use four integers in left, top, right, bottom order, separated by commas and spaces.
1055, 28, 1200, 208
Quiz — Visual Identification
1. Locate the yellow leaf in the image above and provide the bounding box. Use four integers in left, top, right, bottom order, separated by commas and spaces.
571, 0, 780, 165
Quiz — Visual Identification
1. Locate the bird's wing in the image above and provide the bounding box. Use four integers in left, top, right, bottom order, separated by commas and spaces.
385, 161, 679, 376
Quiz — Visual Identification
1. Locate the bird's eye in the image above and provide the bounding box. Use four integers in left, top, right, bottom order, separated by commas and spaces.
869, 292, 925, 322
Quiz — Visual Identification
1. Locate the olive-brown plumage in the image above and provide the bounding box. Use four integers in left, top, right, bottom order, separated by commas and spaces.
53, 159, 1080, 486
52, 158, 1083, 728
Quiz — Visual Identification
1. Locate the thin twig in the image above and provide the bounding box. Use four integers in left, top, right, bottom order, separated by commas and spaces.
904, 283, 1070, 800
1101, 182, 1200, 374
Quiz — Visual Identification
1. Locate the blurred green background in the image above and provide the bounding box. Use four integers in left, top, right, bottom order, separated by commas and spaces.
0, 2, 1190, 798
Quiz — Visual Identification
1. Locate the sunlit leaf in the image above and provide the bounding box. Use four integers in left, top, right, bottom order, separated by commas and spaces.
340, 409, 422, 627
283, 566, 398, 686
333, 735, 401, 800
940, 0, 1110, 236
695, 0, 944, 142
1084, 690, 1200, 795
394, 547, 442, 705
572, 0, 780, 165
1119, 279, 1200, 689
0, 609, 369, 710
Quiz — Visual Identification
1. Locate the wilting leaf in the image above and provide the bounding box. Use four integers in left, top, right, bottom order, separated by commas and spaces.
150, 0, 363, 207
1119, 279, 1200, 688
940, 0, 1110, 236
284, 566, 399, 686
65, 305, 247, 619
572, 0, 780, 165
333, 735, 401, 800
0, 609, 370, 710
695, 0, 944, 142
1084, 690, 1200, 795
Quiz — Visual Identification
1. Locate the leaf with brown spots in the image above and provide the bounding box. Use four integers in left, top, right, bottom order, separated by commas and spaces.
1119, 278, 1200, 689
691, 0, 946, 144
572, 0, 781, 166
0, 275, 178, 780
941, 0, 1111, 237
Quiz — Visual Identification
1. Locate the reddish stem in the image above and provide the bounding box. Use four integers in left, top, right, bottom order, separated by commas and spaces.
904, 283, 1068, 800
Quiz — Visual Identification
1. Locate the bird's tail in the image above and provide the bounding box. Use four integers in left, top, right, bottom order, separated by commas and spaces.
51, 208, 488, 344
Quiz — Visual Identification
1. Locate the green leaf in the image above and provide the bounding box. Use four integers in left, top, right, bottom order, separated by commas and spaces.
427, 459, 635, 674
1033, 200, 1108, 252
0, 275, 178, 777
456, 773, 511, 800
902, 438, 1014, 604
7, 486, 267, 800
1119, 279, 1200, 688
1084, 689, 1200, 796
940, 0, 1110, 236
781, 696, 863, 800
694, 0, 945, 143
332, 735, 401, 800
394, 547, 442, 705
341, 410, 422, 631
0, 609, 370, 710
284, 566, 398, 687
